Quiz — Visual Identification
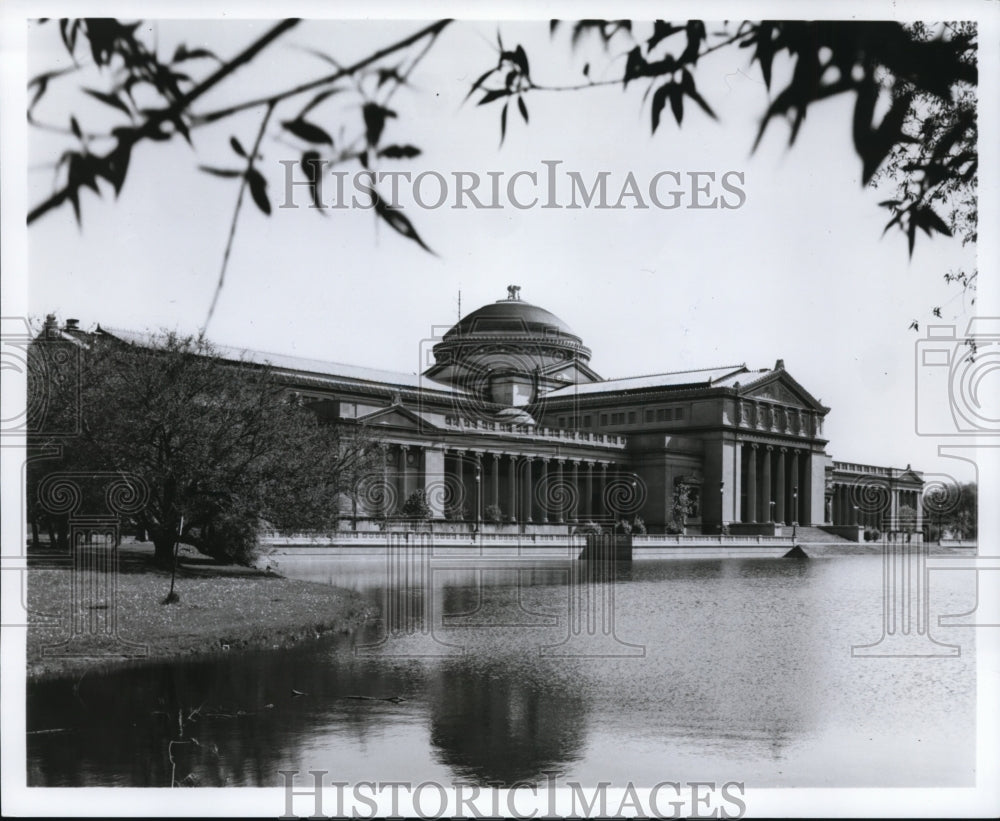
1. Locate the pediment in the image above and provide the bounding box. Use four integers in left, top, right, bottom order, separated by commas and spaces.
740, 371, 827, 413
540, 359, 602, 384
356, 404, 438, 431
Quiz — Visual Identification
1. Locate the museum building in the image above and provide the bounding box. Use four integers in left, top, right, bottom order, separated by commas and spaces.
49, 287, 924, 536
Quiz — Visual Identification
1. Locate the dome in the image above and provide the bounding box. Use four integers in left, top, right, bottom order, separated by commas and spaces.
424, 285, 598, 402
445, 298, 580, 341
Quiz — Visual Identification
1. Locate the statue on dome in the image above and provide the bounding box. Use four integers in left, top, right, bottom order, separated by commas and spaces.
506, 284, 521, 301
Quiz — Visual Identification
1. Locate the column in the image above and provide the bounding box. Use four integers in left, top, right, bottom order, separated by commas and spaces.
762, 446, 773, 521
380, 443, 390, 517
540, 458, 550, 523
491, 453, 500, 514
508, 455, 518, 523
423, 447, 444, 519
732, 441, 742, 525
776, 448, 786, 523
399, 445, 410, 508
555, 460, 565, 523
584, 462, 594, 520
747, 445, 757, 523
570, 460, 580, 522
523, 457, 534, 523
598, 463, 608, 518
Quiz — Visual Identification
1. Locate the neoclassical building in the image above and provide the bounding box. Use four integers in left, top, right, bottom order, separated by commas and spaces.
50, 287, 924, 537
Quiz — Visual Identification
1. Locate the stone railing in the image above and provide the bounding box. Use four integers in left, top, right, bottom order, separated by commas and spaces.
443, 415, 627, 447
832, 461, 893, 476
263, 531, 795, 546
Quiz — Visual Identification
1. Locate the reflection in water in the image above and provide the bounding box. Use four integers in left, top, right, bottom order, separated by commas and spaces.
428, 658, 586, 785
27, 556, 978, 788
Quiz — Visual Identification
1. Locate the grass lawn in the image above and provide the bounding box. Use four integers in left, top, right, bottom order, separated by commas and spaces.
26, 541, 375, 681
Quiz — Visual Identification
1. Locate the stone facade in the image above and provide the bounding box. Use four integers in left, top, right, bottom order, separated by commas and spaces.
62, 287, 923, 534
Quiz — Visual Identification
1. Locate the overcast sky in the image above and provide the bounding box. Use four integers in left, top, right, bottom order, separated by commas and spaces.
15, 10, 997, 483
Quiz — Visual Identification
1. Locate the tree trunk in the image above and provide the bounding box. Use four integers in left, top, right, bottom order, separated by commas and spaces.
152, 531, 176, 566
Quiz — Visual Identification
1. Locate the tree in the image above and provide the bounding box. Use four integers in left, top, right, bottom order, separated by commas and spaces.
25, 18, 978, 329
27, 327, 379, 564
923, 480, 977, 540
402, 489, 432, 522
896, 504, 918, 534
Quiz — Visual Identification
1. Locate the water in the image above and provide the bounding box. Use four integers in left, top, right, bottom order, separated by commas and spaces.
27, 556, 977, 788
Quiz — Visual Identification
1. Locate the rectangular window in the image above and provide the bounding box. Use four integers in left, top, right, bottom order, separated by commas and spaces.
628, 411, 636, 424
675, 407, 685, 421
600, 414, 608, 426
558, 416, 565, 427
583, 415, 591, 427
645, 409, 654, 423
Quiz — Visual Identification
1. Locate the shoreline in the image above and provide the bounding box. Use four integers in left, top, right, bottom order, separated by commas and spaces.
25, 542, 377, 683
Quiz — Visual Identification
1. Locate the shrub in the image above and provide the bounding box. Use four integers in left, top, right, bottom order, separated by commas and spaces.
484, 503, 503, 524
402, 489, 432, 520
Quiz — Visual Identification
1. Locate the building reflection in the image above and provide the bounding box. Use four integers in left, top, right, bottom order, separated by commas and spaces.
426, 657, 587, 786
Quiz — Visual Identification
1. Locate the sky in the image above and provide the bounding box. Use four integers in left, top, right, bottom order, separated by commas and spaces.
14, 11, 998, 483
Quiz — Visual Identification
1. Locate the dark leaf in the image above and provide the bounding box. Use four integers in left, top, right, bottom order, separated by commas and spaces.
669, 84, 684, 125
230, 136, 247, 157
101, 139, 132, 195
512, 45, 530, 77
172, 44, 219, 63
465, 68, 495, 102
374, 199, 433, 253
582, 63, 590, 77
624, 46, 645, 87
198, 166, 242, 178
301, 150, 324, 210
680, 69, 716, 119
83, 87, 131, 117
517, 95, 529, 124
500, 102, 508, 145
247, 168, 271, 215
377, 144, 422, 159
362, 103, 396, 147
647, 20, 684, 51
651, 83, 671, 132
478, 88, 509, 106
282, 118, 333, 145
69, 115, 82, 140
753, 23, 775, 89
913, 205, 953, 238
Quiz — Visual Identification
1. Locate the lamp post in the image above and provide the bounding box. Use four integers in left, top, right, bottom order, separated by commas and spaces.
792, 485, 799, 542
719, 480, 725, 535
